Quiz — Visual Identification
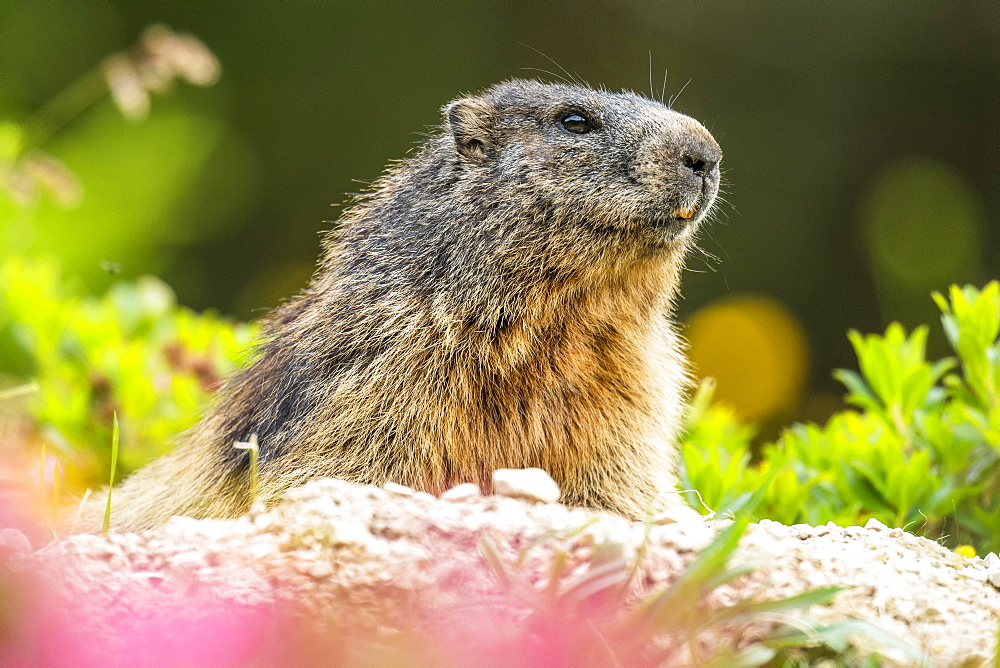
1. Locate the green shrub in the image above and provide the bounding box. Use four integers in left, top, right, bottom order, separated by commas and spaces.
681, 282, 1000, 554
0, 258, 257, 492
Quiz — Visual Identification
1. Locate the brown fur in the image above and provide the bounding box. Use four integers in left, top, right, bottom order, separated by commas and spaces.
71, 79, 721, 533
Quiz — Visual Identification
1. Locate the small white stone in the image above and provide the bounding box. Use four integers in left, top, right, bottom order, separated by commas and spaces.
332, 519, 373, 546
864, 518, 888, 531
309, 561, 334, 578
711, 518, 735, 531
167, 552, 207, 576
985, 553, 1000, 588
0, 528, 32, 557
492, 468, 561, 504
383, 482, 415, 496
305, 494, 339, 517
656, 522, 715, 552
652, 505, 702, 525
247, 540, 276, 560
893, 598, 916, 617
441, 483, 481, 501
790, 523, 814, 538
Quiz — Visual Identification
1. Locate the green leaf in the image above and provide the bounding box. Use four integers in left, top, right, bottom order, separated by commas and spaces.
636, 518, 749, 629
703, 586, 844, 627
101, 410, 119, 534
558, 559, 630, 604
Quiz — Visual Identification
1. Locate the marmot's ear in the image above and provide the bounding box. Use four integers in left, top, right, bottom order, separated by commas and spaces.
445, 98, 496, 161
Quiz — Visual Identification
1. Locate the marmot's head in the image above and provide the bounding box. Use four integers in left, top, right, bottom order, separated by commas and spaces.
444, 79, 721, 270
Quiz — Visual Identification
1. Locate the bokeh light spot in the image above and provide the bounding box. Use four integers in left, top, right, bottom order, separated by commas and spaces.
686, 295, 809, 423
862, 158, 983, 289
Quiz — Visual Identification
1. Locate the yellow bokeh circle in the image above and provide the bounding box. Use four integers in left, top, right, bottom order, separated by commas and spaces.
686, 295, 808, 423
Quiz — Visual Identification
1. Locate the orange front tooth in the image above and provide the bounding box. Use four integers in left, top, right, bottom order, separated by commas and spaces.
678, 206, 696, 219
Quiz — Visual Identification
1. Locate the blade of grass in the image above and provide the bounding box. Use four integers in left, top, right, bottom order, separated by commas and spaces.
764, 619, 929, 665
39, 440, 46, 520
40, 441, 46, 476
0, 382, 39, 402
51, 460, 60, 522
102, 412, 119, 534
699, 586, 845, 629
635, 517, 750, 629
543, 550, 570, 599
71, 488, 92, 534
558, 559, 631, 603
480, 533, 514, 589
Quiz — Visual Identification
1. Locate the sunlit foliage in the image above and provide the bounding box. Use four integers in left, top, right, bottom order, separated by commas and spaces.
0, 258, 257, 493
682, 282, 1000, 554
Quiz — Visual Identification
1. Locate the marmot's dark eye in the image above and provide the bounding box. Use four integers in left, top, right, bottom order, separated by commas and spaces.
560, 113, 594, 134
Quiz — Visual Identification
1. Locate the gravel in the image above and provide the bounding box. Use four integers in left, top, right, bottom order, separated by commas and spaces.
3, 476, 998, 665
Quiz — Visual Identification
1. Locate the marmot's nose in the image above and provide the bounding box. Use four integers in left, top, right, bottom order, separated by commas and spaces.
681, 146, 721, 178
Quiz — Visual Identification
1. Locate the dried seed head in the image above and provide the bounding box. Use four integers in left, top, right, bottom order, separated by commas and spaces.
102, 53, 150, 120
142, 25, 221, 87
102, 25, 220, 121
22, 151, 82, 206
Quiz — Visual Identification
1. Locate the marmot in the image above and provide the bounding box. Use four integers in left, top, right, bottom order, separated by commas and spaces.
74, 79, 721, 533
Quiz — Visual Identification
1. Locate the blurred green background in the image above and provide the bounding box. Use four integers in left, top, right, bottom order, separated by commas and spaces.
1, 1, 997, 431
